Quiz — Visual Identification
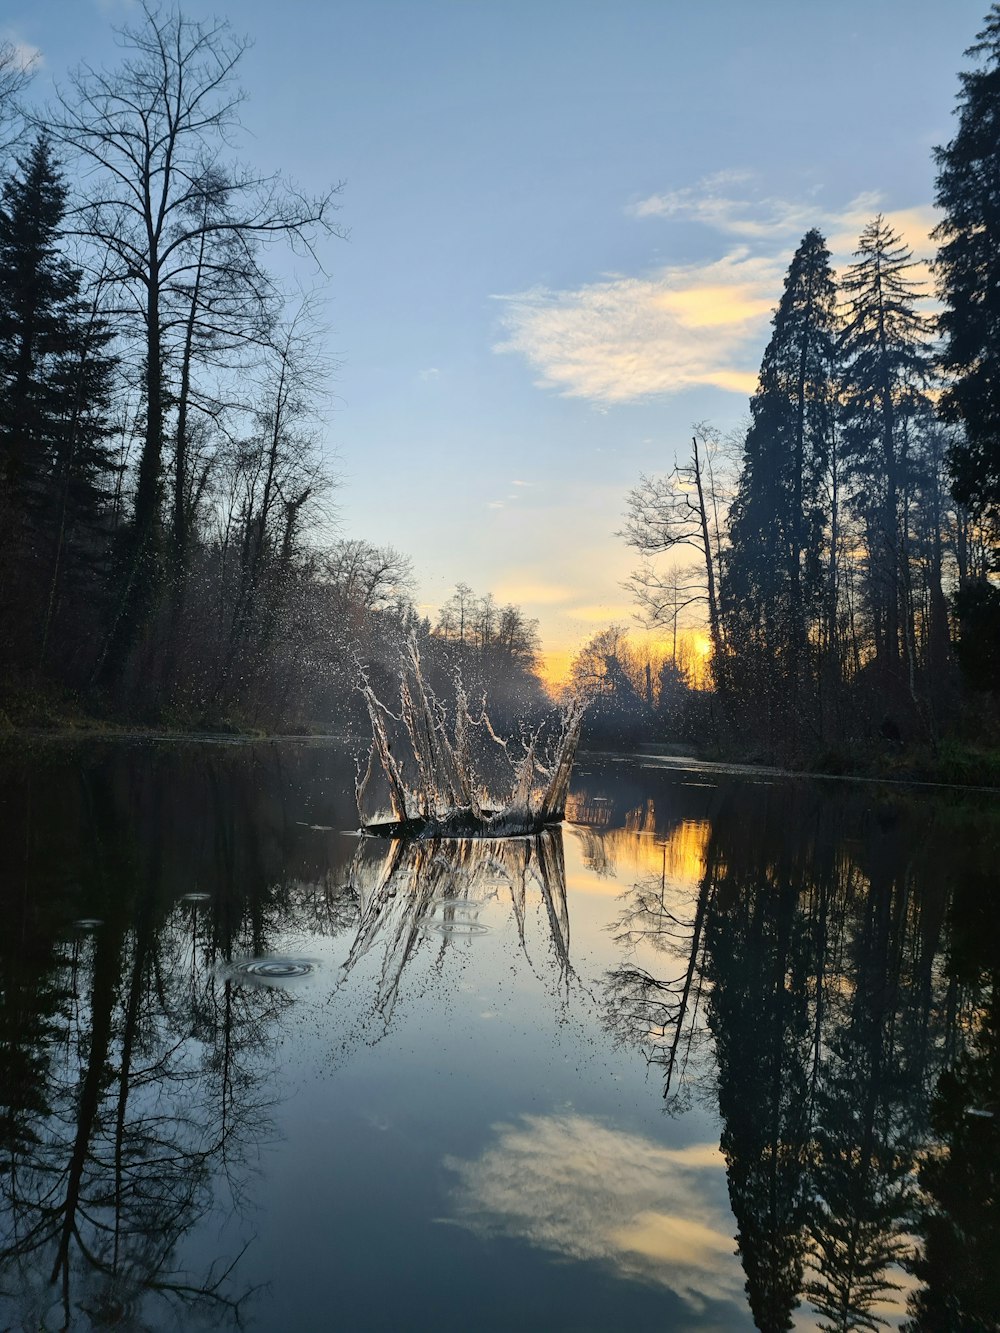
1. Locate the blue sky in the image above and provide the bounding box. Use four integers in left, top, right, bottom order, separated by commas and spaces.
4, 0, 987, 679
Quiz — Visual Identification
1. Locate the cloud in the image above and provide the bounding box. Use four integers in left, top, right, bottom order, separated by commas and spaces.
418, 366, 440, 381
1, 32, 42, 71
494, 248, 784, 405
441, 1113, 743, 1312
495, 175, 938, 408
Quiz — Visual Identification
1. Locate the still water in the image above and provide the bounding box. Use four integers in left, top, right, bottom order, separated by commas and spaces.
0, 740, 997, 1331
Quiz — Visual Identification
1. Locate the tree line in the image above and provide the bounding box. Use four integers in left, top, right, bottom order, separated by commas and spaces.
622, 6, 1000, 760
0, 8, 546, 732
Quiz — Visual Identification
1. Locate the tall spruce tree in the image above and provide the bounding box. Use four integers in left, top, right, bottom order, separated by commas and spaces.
722, 229, 839, 737
839, 217, 932, 685
0, 136, 116, 678
934, 5, 1000, 547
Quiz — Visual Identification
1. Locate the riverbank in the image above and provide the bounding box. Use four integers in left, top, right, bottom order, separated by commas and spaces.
4, 685, 999, 789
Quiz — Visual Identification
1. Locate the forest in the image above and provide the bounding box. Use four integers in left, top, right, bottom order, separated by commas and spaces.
0, 4, 998, 770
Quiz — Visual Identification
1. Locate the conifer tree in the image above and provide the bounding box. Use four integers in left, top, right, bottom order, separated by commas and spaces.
934, 4, 1000, 546
722, 229, 839, 734
0, 136, 116, 675
839, 217, 932, 683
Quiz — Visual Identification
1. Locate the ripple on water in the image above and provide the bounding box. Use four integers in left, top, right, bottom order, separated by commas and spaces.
423, 921, 491, 937
72, 918, 103, 931
226, 957, 316, 986
421, 899, 490, 937
179, 892, 211, 905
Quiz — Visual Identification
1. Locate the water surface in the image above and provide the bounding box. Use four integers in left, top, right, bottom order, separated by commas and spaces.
1, 740, 997, 1331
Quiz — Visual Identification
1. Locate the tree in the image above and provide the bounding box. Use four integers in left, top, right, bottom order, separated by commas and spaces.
934, 4, 1000, 548
623, 426, 728, 668
0, 38, 34, 160
46, 3, 343, 677
0, 137, 117, 677
722, 229, 839, 732
839, 216, 932, 683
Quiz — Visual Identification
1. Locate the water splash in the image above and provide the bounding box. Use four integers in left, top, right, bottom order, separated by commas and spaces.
356, 637, 586, 837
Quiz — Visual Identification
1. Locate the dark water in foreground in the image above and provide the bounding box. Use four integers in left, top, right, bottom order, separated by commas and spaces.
0, 740, 998, 1332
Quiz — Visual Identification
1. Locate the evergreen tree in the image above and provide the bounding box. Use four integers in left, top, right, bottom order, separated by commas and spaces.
0, 136, 116, 678
722, 229, 839, 736
839, 217, 932, 684
934, 4, 1000, 548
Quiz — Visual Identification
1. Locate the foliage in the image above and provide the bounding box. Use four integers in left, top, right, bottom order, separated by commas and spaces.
934, 3, 1000, 547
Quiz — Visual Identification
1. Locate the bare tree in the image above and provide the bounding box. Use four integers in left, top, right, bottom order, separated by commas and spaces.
0, 38, 35, 159
622, 426, 729, 665
45, 3, 344, 673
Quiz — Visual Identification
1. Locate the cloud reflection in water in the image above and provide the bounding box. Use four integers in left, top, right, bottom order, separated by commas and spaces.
442, 1112, 743, 1314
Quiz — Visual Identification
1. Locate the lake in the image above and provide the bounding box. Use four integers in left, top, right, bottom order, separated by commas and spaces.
1, 739, 997, 1331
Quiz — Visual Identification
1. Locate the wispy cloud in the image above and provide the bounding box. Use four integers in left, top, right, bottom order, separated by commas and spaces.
1, 31, 43, 72
496, 173, 937, 408
441, 1113, 743, 1311
494, 249, 778, 404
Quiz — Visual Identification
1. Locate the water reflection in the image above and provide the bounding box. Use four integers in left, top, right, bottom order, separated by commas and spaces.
1, 744, 997, 1332
581, 764, 1000, 1332
0, 744, 349, 1328
443, 1113, 745, 1314
338, 829, 571, 1030
0, 744, 578, 1329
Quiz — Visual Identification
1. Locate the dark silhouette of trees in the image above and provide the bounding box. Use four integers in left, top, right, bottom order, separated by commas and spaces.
839, 216, 933, 692
45, 2, 342, 678
0, 136, 117, 683
623, 426, 728, 667
934, 5, 1000, 704
722, 229, 839, 742
934, 4, 1000, 550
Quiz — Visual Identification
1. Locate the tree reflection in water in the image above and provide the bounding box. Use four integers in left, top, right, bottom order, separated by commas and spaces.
0, 747, 352, 1329
595, 774, 1000, 1333
337, 828, 572, 1032
0, 745, 576, 1328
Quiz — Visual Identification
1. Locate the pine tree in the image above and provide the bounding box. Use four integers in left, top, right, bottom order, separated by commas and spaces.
934, 4, 1000, 546
0, 136, 117, 677
839, 217, 932, 684
722, 229, 839, 736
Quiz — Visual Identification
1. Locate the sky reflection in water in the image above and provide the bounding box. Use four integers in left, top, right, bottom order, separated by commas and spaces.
0, 741, 998, 1331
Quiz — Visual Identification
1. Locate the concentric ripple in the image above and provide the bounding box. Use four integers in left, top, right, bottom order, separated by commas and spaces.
72, 918, 103, 931
421, 898, 491, 936
226, 956, 317, 985
423, 920, 491, 936
179, 892, 211, 905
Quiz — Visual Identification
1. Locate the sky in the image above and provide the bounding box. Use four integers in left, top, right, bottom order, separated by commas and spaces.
4, 0, 988, 683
